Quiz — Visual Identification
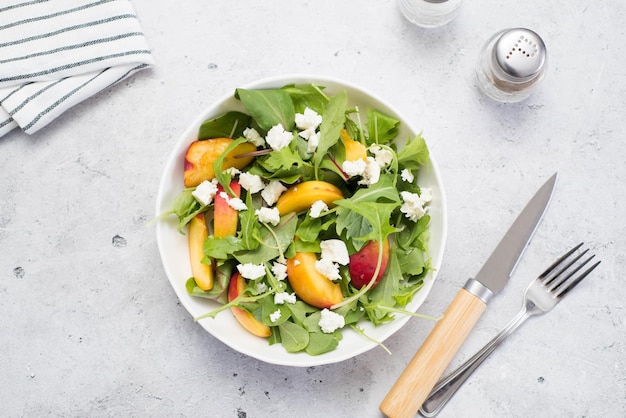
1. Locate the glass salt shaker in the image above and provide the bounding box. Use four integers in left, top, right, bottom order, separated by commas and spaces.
399, 0, 463, 28
476, 28, 547, 103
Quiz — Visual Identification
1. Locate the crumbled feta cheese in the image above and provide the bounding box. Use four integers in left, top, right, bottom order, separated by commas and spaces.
315, 257, 341, 281
358, 157, 381, 186
401, 168, 414, 183
272, 262, 287, 281
298, 126, 316, 140
293, 260, 300, 266
309, 200, 329, 218
295, 107, 322, 131
255, 207, 280, 226
227, 197, 247, 211
238, 172, 265, 194
265, 124, 293, 151
400, 191, 428, 222
269, 309, 282, 323
224, 167, 241, 176
191, 179, 218, 206
370, 145, 394, 168
243, 127, 265, 147
318, 308, 345, 333
256, 282, 268, 293
237, 263, 266, 280
261, 181, 287, 206
342, 159, 367, 177
320, 239, 350, 265
274, 292, 297, 305
419, 187, 433, 203
306, 131, 320, 153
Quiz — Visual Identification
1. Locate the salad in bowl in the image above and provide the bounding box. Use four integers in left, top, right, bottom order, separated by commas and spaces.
155, 75, 446, 366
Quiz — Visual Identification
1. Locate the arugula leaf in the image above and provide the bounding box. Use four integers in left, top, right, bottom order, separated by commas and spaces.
169, 189, 204, 233
278, 321, 309, 353
238, 193, 261, 251
198, 111, 251, 140
305, 331, 342, 356
397, 134, 429, 170
282, 84, 329, 115
313, 91, 348, 176
234, 214, 298, 264
203, 235, 244, 260
236, 88, 295, 131
335, 175, 400, 241
184, 261, 233, 304
259, 142, 307, 172
366, 109, 400, 145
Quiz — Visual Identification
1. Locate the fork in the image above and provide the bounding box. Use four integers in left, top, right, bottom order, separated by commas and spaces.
419, 243, 601, 417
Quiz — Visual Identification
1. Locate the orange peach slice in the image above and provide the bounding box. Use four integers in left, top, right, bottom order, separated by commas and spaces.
228, 272, 271, 338
188, 213, 213, 290
286, 252, 344, 309
213, 181, 241, 238
275, 180, 344, 216
349, 238, 390, 289
341, 129, 367, 162
184, 138, 256, 187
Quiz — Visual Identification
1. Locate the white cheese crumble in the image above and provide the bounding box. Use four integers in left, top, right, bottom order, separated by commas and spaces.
341, 159, 367, 177
358, 157, 381, 186
256, 282, 268, 294
272, 262, 287, 281
401, 168, 414, 183
224, 167, 241, 177
255, 207, 281, 226
243, 127, 265, 147
191, 179, 219, 206
315, 257, 341, 281
265, 124, 293, 151
261, 180, 287, 206
238, 172, 265, 194
293, 259, 300, 266
295, 107, 322, 131
419, 187, 433, 203
370, 145, 394, 168
309, 200, 329, 218
274, 292, 297, 305
320, 239, 350, 265
218, 191, 247, 211
237, 263, 266, 280
400, 190, 431, 222
318, 308, 345, 333
228, 197, 247, 211
269, 309, 282, 323
306, 131, 320, 153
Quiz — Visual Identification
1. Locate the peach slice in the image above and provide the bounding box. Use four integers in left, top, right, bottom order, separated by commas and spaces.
275, 180, 344, 216
349, 238, 390, 289
213, 181, 241, 238
188, 213, 213, 290
228, 272, 271, 338
184, 138, 256, 187
341, 129, 367, 162
286, 252, 344, 309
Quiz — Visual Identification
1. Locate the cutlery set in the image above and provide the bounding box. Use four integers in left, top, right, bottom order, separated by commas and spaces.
380, 173, 601, 418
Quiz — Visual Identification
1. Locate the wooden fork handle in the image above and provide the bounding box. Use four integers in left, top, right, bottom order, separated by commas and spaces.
379, 286, 488, 418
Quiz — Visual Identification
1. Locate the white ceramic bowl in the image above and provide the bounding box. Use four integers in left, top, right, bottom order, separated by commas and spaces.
155, 74, 447, 367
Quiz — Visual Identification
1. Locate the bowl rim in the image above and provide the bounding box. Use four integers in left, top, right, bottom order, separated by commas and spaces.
155, 73, 448, 367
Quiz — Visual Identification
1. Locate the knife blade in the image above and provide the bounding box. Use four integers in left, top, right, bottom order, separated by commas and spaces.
379, 173, 557, 418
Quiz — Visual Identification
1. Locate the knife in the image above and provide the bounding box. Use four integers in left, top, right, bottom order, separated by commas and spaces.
379, 173, 557, 418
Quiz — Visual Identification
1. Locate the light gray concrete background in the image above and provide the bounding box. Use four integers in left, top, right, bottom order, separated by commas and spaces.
1, 1, 624, 417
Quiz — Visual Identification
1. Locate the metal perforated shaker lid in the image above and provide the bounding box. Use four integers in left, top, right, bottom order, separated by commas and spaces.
493, 28, 546, 80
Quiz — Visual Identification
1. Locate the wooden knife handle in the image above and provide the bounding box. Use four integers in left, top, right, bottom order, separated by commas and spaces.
379, 287, 487, 418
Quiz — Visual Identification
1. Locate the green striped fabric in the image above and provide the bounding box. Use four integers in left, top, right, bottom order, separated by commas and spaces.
0, 0, 154, 137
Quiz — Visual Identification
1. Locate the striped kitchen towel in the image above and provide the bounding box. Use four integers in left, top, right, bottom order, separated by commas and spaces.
0, 0, 154, 137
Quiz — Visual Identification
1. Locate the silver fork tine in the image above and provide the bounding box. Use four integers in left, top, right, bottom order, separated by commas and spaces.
545, 250, 590, 291
557, 258, 601, 298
